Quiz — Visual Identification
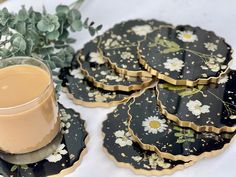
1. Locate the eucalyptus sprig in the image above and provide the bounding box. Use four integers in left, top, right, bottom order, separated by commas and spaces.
0, 1, 102, 71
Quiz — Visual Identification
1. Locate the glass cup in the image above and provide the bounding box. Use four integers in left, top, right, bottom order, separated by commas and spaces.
0, 57, 60, 155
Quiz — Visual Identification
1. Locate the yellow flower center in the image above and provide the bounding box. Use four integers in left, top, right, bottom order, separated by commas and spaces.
183, 33, 192, 39
149, 120, 161, 129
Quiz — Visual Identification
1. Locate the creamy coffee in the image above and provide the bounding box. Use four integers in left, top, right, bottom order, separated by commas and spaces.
0, 64, 60, 154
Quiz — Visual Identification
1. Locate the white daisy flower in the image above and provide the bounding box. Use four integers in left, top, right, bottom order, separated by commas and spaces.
177, 31, 198, 42
70, 68, 84, 79
46, 144, 68, 163
114, 130, 133, 147
163, 58, 184, 72
204, 42, 217, 52
120, 51, 134, 60
89, 52, 105, 64
142, 116, 168, 134
218, 75, 229, 84
131, 25, 153, 36
186, 100, 210, 116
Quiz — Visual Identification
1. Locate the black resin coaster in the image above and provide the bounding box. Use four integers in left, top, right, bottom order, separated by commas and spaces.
59, 59, 140, 108
138, 25, 233, 86
102, 101, 192, 176
99, 19, 171, 77
78, 36, 153, 92
0, 103, 88, 177
157, 70, 236, 133
128, 87, 235, 161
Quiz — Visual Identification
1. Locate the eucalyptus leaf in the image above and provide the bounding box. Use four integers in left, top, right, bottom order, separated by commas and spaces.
17, 7, 28, 21
68, 9, 81, 24
15, 21, 26, 34
39, 46, 54, 55
25, 38, 34, 55
89, 26, 96, 36
58, 29, 69, 40
66, 37, 76, 43
89, 21, 95, 26
46, 60, 56, 69
71, 20, 82, 31
11, 34, 26, 52
46, 30, 60, 40
37, 14, 60, 32
51, 56, 64, 68
0, 2, 102, 85
0, 8, 11, 26
96, 24, 103, 31
83, 17, 89, 28
56, 5, 69, 15
0, 48, 9, 57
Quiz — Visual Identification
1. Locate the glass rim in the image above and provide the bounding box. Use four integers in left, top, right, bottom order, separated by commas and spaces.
0, 56, 54, 111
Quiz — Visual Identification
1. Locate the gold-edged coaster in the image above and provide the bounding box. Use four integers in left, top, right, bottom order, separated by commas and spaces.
59, 61, 140, 108
77, 36, 154, 92
157, 70, 236, 133
102, 101, 193, 176
99, 19, 171, 77
138, 25, 233, 86
128, 86, 235, 162
0, 103, 88, 177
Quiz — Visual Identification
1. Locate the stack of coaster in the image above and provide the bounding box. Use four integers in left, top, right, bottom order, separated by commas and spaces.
59, 19, 235, 175
59, 19, 170, 107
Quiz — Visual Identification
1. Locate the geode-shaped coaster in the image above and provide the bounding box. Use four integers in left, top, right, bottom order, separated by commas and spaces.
78, 36, 154, 92
0, 103, 87, 177
128, 87, 235, 161
99, 19, 171, 77
138, 25, 233, 86
103, 101, 192, 176
59, 60, 138, 108
157, 70, 236, 133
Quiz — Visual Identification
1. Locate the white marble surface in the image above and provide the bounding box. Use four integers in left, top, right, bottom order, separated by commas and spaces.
1, 0, 236, 177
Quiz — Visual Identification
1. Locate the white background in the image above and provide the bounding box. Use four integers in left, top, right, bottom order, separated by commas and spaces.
1, 0, 236, 177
